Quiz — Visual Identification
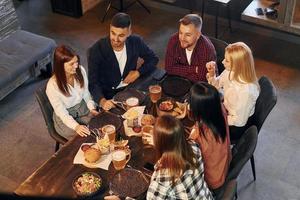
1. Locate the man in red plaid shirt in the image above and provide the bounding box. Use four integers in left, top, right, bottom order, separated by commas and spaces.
165, 14, 217, 82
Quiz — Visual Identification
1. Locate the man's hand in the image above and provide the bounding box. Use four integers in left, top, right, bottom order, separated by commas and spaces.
123, 70, 140, 84
206, 61, 216, 78
100, 98, 115, 111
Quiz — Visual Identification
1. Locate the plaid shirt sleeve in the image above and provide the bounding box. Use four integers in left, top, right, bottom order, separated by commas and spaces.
165, 33, 216, 83
146, 142, 214, 200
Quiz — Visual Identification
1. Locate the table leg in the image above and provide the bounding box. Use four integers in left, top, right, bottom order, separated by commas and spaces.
201, 0, 205, 20
227, 4, 232, 32
136, 0, 151, 14
120, 0, 124, 11
102, 1, 112, 22
215, 3, 219, 38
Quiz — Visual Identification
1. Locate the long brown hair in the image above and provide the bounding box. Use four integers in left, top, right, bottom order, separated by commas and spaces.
154, 115, 199, 184
53, 45, 84, 96
226, 42, 257, 84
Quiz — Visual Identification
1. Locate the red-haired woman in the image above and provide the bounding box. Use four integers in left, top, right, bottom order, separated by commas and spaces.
46, 45, 98, 140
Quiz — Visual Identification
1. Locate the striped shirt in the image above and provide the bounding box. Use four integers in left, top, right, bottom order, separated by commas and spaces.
165, 33, 216, 83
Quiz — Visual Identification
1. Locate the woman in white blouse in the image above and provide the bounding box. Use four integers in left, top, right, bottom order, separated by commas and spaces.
206, 42, 260, 141
46, 45, 99, 140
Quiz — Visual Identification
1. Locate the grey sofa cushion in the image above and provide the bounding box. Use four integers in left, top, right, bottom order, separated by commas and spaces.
0, 0, 20, 41
0, 30, 56, 82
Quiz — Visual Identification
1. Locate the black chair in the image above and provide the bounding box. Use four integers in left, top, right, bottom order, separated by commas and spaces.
244, 76, 277, 180
219, 179, 237, 200
35, 86, 67, 152
209, 36, 228, 74
215, 126, 258, 200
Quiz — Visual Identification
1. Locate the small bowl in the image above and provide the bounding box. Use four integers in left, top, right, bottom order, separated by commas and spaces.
72, 172, 103, 197
157, 97, 175, 112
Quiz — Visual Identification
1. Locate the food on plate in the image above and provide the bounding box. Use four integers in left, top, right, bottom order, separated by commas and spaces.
159, 100, 174, 111
84, 147, 101, 163
81, 144, 91, 152
126, 109, 139, 120
141, 114, 155, 126
96, 137, 110, 154
73, 172, 102, 196
132, 126, 142, 133
174, 107, 183, 115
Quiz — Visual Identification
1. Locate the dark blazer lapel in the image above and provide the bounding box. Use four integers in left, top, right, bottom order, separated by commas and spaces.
122, 37, 132, 79
104, 37, 122, 80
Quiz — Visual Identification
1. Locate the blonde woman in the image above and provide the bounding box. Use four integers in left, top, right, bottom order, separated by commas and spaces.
206, 42, 260, 141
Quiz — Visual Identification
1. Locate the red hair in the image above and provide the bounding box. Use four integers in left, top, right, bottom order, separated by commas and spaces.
53, 45, 84, 96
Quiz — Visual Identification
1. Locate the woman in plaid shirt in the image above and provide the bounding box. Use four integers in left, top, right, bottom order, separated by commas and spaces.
146, 115, 213, 200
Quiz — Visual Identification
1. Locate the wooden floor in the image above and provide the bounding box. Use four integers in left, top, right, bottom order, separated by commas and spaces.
0, 0, 300, 199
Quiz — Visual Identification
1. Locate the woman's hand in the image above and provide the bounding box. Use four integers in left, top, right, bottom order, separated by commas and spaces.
75, 125, 90, 137
189, 125, 200, 140
90, 109, 99, 116
206, 61, 216, 78
104, 195, 121, 200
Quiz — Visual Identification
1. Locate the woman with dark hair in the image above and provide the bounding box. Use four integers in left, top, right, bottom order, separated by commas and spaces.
189, 82, 231, 191
147, 115, 213, 200
104, 115, 213, 200
46, 45, 98, 140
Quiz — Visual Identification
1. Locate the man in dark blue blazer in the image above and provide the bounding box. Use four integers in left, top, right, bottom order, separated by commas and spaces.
88, 13, 158, 110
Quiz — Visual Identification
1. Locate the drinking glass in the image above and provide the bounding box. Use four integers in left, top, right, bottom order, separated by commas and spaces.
142, 125, 154, 146
149, 85, 162, 103
102, 124, 116, 144
112, 150, 131, 171
149, 85, 162, 116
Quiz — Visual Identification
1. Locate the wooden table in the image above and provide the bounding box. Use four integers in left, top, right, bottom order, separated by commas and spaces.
14, 117, 156, 199
14, 71, 195, 199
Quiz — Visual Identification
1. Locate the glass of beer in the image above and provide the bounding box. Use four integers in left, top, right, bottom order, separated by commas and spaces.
102, 124, 116, 144
149, 85, 162, 103
125, 97, 139, 110
112, 150, 131, 171
142, 125, 154, 145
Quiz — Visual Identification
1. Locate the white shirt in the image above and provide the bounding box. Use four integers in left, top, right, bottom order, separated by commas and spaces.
185, 48, 193, 65
46, 66, 96, 130
208, 70, 260, 127
114, 45, 127, 76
